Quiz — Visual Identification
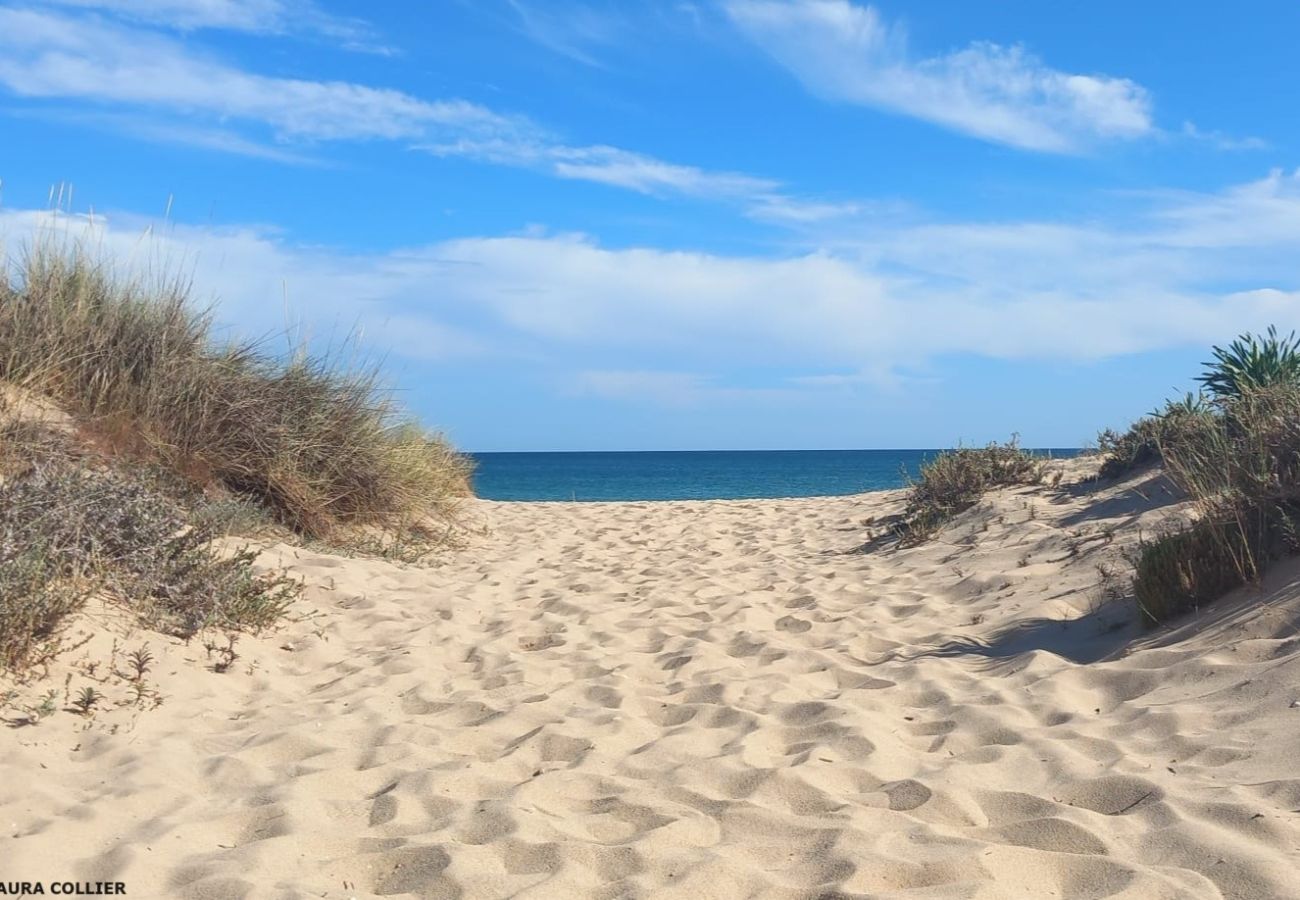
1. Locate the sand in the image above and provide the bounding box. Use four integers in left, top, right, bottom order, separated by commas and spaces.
4, 458, 1300, 898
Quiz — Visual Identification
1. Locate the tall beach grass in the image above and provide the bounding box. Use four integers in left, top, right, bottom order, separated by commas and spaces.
0, 235, 471, 540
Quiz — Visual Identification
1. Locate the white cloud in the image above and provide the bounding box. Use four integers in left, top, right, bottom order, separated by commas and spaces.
574, 370, 710, 405
1146, 168, 1300, 249
573, 370, 800, 406
0, 8, 510, 141
7, 170, 1300, 399
550, 145, 775, 196
12, 108, 325, 164
725, 0, 1153, 152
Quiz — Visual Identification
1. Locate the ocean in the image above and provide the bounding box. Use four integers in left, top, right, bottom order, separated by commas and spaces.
468, 449, 1081, 502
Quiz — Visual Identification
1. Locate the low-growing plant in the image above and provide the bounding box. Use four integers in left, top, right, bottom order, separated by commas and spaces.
0, 461, 300, 671
34, 690, 58, 720
126, 644, 154, 681
894, 437, 1043, 545
72, 685, 101, 715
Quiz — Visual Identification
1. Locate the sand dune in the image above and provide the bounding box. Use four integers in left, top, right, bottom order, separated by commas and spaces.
4, 459, 1300, 898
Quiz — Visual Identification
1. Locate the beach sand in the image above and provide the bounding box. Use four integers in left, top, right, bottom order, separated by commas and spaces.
4, 458, 1300, 898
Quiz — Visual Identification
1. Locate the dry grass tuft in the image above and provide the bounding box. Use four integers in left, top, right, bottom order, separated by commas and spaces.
0, 240, 471, 541
1097, 394, 1212, 480
894, 438, 1043, 545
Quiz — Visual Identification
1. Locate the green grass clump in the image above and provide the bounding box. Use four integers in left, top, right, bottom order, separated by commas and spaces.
0, 453, 299, 672
1131, 521, 1257, 625
0, 241, 471, 542
896, 438, 1043, 545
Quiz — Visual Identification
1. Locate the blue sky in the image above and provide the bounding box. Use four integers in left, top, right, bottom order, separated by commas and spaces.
2, 0, 1299, 451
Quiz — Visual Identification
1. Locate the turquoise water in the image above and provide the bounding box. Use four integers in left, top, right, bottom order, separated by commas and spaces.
468, 449, 1081, 502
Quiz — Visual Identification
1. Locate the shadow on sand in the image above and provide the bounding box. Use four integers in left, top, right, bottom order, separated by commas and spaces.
902, 603, 1140, 666
1051, 470, 1185, 528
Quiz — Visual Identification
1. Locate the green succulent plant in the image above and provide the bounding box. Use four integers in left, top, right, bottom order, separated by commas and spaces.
1198, 326, 1300, 399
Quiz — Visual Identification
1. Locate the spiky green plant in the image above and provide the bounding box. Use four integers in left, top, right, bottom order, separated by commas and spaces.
1198, 326, 1300, 400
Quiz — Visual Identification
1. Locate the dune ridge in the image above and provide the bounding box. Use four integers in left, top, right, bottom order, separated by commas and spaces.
3, 458, 1300, 898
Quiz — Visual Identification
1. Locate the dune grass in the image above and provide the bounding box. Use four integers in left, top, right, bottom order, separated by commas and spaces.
1131, 383, 1300, 624
0, 240, 471, 540
0, 235, 471, 672
1102, 328, 1300, 626
894, 438, 1043, 545
1096, 393, 1212, 480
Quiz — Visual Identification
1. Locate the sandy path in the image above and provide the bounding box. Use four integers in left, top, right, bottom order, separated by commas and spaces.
4, 462, 1300, 898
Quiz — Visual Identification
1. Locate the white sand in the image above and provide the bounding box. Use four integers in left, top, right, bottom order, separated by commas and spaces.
4, 458, 1300, 898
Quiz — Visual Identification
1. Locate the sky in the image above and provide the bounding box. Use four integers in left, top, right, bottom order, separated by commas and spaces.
2, 1, 1299, 451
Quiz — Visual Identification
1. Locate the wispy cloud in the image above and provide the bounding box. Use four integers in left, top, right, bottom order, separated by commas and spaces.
746, 195, 863, 224
574, 370, 710, 404
1181, 121, 1270, 152
0, 7, 512, 141
725, 0, 1153, 153
13, 107, 325, 164
426, 138, 768, 195
423, 138, 857, 221
502, 0, 624, 65
573, 370, 799, 406
41, 0, 387, 50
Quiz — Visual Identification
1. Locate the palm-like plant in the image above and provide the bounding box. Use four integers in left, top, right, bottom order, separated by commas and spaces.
1198, 326, 1300, 400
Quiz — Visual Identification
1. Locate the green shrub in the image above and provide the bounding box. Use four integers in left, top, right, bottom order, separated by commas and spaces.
0, 241, 471, 540
1131, 520, 1256, 625
0, 459, 300, 671
896, 438, 1043, 545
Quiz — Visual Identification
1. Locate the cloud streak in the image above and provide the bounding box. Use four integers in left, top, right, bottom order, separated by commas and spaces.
0, 8, 506, 142
41, 0, 386, 50
726, 0, 1153, 152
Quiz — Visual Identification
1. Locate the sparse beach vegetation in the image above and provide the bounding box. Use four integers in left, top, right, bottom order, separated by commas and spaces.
874, 327, 1300, 630
1130, 378, 1300, 624
0, 236, 471, 674
893, 437, 1043, 545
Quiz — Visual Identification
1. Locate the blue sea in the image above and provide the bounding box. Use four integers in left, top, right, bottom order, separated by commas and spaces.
468, 449, 1081, 502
